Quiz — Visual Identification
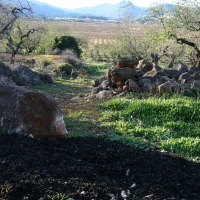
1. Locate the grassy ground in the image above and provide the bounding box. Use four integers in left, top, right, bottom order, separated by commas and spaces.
34, 62, 112, 137
32, 60, 200, 162
98, 95, 200, 162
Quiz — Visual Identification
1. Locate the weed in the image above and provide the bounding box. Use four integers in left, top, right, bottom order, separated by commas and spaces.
47, 192, 70, 200
0, 130, 6, 135
98, 95, 200, 160
87, 62, 110, 77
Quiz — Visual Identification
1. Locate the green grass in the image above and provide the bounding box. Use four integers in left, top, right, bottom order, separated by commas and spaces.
87, 62, 111, 77
47, 192, 70, 200
98, 95, 200, 161
32, 62, 200, 162
0, 130, 6, 135
33, 78, 89, 97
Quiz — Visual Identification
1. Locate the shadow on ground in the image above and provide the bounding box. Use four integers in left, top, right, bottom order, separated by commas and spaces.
0, 134, 199, 200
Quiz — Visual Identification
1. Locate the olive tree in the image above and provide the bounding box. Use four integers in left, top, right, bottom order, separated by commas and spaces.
6, 20, 45, 63
116, 17, 151, 60
0, 0, 45, 63
149, 0, 200, 69
103, 1, 151, 61
0, 0, 31, 40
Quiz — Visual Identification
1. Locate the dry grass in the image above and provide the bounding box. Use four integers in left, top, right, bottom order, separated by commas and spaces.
66, 21, 149, 43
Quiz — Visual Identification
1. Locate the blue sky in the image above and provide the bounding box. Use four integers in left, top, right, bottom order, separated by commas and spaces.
36, 0, 174, 9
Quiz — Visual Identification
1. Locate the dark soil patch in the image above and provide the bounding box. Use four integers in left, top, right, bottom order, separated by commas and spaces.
0, 134, 199, 200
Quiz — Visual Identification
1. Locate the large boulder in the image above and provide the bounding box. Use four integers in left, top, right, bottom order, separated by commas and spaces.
0, 76, 67, 139
12, 66, 53, 86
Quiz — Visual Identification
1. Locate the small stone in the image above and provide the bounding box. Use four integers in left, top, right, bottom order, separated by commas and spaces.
143, 194, 154, 199
80, 191, 86, 195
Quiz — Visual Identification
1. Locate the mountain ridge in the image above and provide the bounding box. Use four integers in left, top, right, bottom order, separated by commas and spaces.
30, 0, 175, 19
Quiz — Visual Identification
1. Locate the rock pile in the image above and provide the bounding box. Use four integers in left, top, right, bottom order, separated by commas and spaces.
0, 62, 53, 86
90, 58, 200, 99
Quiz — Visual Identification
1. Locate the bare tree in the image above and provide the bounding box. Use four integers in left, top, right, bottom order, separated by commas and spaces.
116, 19, 150, 60
0, 0, 46, 63
0, 0, 32, 40
149, 0, 200, 69
6, 20, 44, 63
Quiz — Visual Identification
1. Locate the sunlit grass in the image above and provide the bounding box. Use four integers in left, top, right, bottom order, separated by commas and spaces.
31, 61, 200, 162
98, 95, 200, 161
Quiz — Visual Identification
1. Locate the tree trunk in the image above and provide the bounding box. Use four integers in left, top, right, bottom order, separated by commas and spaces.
194, 54, 200, 69
10, 52, 15, 64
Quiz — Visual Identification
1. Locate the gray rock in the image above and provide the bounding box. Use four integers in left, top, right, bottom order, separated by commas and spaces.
158, 81, 173, 95
182, 87, 197, 97
125, 79, 141, 92
158, 81, 182, 95
142, 83, 157, 93
191, 80, 200, 92
143, 69, 167, 81
177, 62, 189, 74
91, 87, 101, 95
137, 78, 152, 87
163, 69, 181, 79
0, 62, 12, 77
12, 66, 54, 86
99, 80, 110, 90
39, 73, 54, 84
99, 76, 107, 84
191, 71, 200, 80
96, 90, 112, 99
159, 76, 171, 84
136, 60, 153, 73
0, 76, 67, 139
178, 72, 191, 82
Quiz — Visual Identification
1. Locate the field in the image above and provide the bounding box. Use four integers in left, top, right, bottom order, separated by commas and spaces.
55, 22, 153, 62
0, 21, 191, 65
66, 22, 191, 64
0, 21, 200, 199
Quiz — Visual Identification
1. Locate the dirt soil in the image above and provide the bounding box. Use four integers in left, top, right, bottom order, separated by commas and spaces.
0, 134, 199, 200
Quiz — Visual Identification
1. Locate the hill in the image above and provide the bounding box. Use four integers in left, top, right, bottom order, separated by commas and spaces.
31, 0, 70, 17
30, 0, 175, 19
66, 1, 146, 19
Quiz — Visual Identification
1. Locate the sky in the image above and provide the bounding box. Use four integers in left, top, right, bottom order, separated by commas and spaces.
36, 0, 175, 9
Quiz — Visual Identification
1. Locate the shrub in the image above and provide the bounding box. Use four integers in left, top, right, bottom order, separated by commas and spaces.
37, 60, 52, 68
53, 63, 77, 78
52, 35, 82, 57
